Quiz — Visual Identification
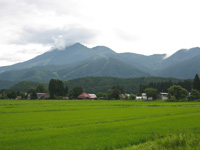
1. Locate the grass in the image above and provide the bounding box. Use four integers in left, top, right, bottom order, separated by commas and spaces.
122, 132, 200, 150
0, 100, 200, 150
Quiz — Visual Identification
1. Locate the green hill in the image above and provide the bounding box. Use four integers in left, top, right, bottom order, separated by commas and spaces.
0, 80, 15, 89
8, 76, 180, 94
10, 81, 47, 92
65, 76, 180, 94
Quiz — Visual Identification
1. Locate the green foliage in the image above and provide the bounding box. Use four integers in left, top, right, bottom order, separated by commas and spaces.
69, 87, 83, 99
139, 79, 192, 94
0, 80, 15, 90
96, 92, 103, 97
31, 90, 37, 99
156, 133, 200, 150
36, 85, 47, 93
189, 89, 200, 100
48, 79, 64, 99
193, 74, 200, 91
168, 85, 189, 101
0, 89, 7, 99
106, 85, 124, 100
111, 89, 121, 100
130, 94, 136, 100
6, 89, 17, 99
8, 77, 181, 95
10, 81, 43, 92
27, 88, 37, 99
124, 132, 200, 150
96, 92, 107, 99
112, 85, 124, 94
144, 88, 158, 100
64, 85, 69, 96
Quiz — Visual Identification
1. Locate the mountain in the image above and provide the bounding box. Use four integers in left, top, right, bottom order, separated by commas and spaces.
160, 47, 200, 69
0, 43, 200, 81
0, 43, 115, 72
159, 54, 200, 78
113, 53, 166, 72
0, 57, 150, 82
56, 57, 150, 79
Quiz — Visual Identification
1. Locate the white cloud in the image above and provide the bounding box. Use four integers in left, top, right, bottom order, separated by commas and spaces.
0, 0, 200, 66
11, 26, 96, 48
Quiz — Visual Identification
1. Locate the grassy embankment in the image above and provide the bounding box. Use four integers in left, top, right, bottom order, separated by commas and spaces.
0, 100, 200, 150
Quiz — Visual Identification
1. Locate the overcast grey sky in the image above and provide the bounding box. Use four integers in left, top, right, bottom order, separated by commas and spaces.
0, 0, 200, 67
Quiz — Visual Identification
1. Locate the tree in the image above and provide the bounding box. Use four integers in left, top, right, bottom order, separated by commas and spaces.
107, 88, 121, 100
64, 85, 69, 96
112, 85, 124, 94
168, 85, 188, 101
193, 74, 200, 91
96, 92, 104, 98
106, 85, 124, 100
111, 89, 121, 100
107, 89, 114, 100
189, 89, 200, 100
68, 90, 74, 99
0, 89, 7, 99
73, 87, 83, 98
130, 94, 136, 100
48, 79, 64, 99
7, 90, 17, 99
36, 85, 46, 93
27, 88, 37, 99
69, 87, 83, 99
96, 92, 107, 99
144, 88, 158, 100
31, 90, 37, 99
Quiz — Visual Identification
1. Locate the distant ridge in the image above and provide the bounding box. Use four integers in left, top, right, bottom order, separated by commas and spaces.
0, 43, 200, 81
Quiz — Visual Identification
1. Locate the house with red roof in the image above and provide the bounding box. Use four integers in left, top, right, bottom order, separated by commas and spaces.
78, 93, 97, 99
78, 93, 91, 99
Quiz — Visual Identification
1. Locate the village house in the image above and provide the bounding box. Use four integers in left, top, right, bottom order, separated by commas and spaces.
159, 92, 168, 100
88, 94, 97, 99
141, 93, 147, 100
136, 96, 142, 100
78, 93, 97, 99
16, 96, 22, 100
136, 93, 148, 100
37, 93, 50, 99
78, 93, 91, 99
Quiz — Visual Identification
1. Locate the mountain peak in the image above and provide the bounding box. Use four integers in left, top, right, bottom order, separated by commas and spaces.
92, 46, 116, 54
69, 42, 87, 48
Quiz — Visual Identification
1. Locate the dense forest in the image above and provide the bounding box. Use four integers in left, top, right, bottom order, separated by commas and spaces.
5, 76, 183, 94
139, 80, 193, 93
65, 76, 182, 94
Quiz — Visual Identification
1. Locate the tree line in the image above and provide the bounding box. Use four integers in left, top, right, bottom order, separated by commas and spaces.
139, 80, 192, 94
1, 74, 200, 101
0, 84, 47, 99
141, 74, 200, 101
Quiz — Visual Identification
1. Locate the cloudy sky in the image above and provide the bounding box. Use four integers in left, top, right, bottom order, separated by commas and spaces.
0, 0, 200, 67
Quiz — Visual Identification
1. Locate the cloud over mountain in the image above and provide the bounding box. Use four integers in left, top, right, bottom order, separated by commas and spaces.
1, 0, 200, 67
12, 27, 96, 49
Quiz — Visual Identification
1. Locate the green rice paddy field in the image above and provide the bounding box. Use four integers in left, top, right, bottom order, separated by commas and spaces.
0, 100, 200, 150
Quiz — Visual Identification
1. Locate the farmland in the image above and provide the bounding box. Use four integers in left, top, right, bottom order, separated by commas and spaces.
0, 100, 200, 150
